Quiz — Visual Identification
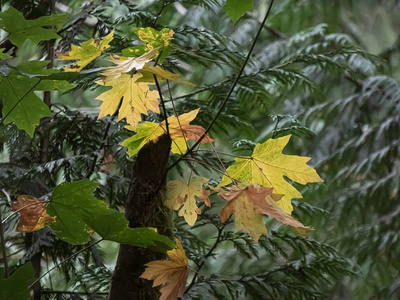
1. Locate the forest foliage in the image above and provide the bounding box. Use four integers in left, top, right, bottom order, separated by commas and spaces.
0, 0, 400, 299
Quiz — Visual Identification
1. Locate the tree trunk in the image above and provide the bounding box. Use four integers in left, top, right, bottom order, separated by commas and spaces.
109, 134, 173, 300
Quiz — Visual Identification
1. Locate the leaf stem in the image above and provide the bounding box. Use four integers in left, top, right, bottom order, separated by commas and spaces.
167, 0, 275, 171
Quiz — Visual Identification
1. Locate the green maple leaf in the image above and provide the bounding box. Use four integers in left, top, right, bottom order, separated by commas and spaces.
47, 180, 174, 251
0, 7, 67, 47
0, 263, 35, 300
0, 61, 74, 137
223, 0, 254, 22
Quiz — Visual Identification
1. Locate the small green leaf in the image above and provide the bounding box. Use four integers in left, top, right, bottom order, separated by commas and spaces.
0, 48, 11, 60
17, 60, 59, 77
0, 73, 51, 137
36, 80, 74, 91
0, 7, 68, 47
83, 213, 174, 252
0, 63, 74, 137
0, 263, 35, 300
133, 27, 174, 64
223, 0, 254, 22
122, 122, 161, 156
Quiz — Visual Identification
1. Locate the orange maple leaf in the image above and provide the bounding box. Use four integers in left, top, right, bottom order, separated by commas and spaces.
122, 108, 213, 156
11, 195, 55, 232
218, 184, 312, 241
140, 239, 188, 300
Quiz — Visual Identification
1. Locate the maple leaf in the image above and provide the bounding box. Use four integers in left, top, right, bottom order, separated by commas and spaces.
140, 239, 188, 300
11, 195, 55, 232
136, 64, 196, 87
96, 73, 160, 130
218, 184, 311, 241
57, 30, 114, 72
100, 48, 159, 82
223, 0, 254, 22
0, 7, 67, 47
133, 27, 174, 63
122, 108, 213, 156
165, 176, 210, 226
218, 135, 323, 214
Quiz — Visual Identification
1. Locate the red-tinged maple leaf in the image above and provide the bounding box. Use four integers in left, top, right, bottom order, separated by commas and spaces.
218, 184, 312, 241
140, 239, 189, 300
11, 195, 55, 232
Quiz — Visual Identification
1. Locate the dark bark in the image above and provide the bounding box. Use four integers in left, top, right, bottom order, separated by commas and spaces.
109, 134, 173, 300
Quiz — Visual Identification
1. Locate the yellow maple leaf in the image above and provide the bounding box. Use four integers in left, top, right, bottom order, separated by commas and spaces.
100, 48, 159, 82
96, 73, 160, 130
57, 30, 114, 72
218, 184, 312, 241
11, 195, 55, 232
218, 135, 323, 214
140, 239, 188, 300
165, 176, 210, 226
121, 108, 213, 156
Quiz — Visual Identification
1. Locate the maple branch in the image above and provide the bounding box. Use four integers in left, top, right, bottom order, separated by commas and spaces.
167, 0, 275, 171
185, 224, 226, 294
29, 238, 104, 289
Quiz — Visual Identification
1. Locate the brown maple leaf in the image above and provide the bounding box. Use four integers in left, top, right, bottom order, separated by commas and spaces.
140, 239, 188, 300
218, 184, 312, 241
11, 195, 55, 232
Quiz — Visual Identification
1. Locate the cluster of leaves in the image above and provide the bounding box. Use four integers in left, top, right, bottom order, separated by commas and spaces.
1, 0, 397, 299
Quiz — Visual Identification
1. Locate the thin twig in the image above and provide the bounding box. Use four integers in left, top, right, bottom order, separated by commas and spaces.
167, 0, 275, 171
1, 201, 48, 225
41, 291, 108, 296
0, 191, 9, 278
86, 98, 122, 178
29, 239, 104, 289
1, 79, 42, 125
184, 158, 227, 176
194, 149, 249, 159
154, 74, 170, 137
185, 225, 225, 294
152, 0, 167, 26
164, 79, 230, 102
